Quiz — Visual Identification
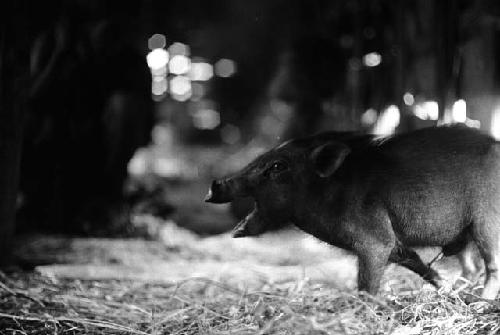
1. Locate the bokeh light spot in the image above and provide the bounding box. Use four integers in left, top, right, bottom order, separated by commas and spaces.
215, 59, 236, 77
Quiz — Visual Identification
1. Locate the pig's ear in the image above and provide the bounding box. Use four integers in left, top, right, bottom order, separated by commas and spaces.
309, 142, 351, 177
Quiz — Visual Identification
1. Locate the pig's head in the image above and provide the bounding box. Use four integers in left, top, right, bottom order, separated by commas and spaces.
205, 137, 351, 238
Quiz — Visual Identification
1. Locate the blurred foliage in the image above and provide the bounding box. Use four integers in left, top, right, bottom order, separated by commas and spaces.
4, 0, 500, 235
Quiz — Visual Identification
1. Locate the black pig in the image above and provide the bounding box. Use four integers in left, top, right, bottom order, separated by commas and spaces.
205, 125, 500, 299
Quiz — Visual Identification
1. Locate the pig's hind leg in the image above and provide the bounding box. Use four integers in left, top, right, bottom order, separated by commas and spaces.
471, 218, 500, 299
389, 245, 445, 288
456, 240, 483, 283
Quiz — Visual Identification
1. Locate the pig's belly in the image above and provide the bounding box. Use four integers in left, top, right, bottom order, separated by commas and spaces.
388, 191, 469, 246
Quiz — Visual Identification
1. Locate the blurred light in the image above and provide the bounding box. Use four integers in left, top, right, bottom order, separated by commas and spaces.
425, 101, 439, 120
191, 82, 205, 101
363, 52, 382, 67
172, 93, 192, 102
403, 92, 415, 106
451, 99, 466, 123
128, 149, 148, 176
170, 75, 191, 101
146, 48, 169, 70
151, 66, 167, 77
465, 118, 480, 129
154, 158, 182, 177
361, 108, 378, 126
440, 108, 453, 125
169, 55, 191, 75
191, 109, 220, 130
170, 76, 191, 95
215, 58, 236, 77
152, 124, 174, 145
151, 77, 167, 96
220, 124, 241, 144
148, 34, 166, 50
414, 105, 425, 120
169, 42, 189, 56
414, 101, 439, 121
491, 107, 500, 139
372, 105, 400, 135
190, 62, 213, 81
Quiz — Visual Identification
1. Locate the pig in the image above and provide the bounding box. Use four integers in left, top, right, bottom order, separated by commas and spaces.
205, 125, 500, 299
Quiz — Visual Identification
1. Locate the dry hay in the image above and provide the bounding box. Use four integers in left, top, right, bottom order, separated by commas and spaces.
0, 271, 499, 335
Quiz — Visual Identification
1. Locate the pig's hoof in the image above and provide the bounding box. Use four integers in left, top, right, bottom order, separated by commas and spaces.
435, 279, 453, 294
469, 301, 494, 313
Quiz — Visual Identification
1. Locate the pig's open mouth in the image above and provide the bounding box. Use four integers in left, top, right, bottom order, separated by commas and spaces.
204, 181, 272, 238
231, 218, 250, 238
231, 207, 267, 238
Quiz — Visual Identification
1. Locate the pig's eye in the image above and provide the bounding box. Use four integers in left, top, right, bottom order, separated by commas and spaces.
270, 161, 288, 173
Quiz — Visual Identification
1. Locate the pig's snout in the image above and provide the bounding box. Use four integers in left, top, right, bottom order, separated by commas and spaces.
204, 179, 239, 203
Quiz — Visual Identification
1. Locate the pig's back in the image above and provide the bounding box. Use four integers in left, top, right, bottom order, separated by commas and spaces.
379, 125, 495, 178
380, 125, 494, 159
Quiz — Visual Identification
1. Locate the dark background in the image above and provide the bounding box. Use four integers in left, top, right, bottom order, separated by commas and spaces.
2, 0, 500, 265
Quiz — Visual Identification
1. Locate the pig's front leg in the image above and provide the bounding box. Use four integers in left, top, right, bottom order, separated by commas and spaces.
356, 244, 393, 294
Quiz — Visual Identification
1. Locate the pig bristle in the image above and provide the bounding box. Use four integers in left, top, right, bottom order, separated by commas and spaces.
275, 139, 294, 150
